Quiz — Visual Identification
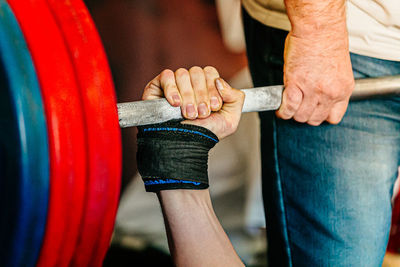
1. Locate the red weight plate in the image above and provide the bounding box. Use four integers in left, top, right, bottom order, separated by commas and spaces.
388, 192, 400, 253
45, 0, 122, 266
7, 0, 87, 266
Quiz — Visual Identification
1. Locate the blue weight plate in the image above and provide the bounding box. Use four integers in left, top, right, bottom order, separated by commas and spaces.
0, 1, 49, 266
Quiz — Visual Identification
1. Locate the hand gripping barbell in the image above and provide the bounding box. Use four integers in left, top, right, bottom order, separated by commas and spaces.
118, 75, 400, 127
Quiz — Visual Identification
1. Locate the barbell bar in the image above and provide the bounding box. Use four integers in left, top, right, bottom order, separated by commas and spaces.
118, 75, 400, 128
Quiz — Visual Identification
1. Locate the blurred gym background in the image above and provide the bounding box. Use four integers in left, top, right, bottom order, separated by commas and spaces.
84, 0, 400, 266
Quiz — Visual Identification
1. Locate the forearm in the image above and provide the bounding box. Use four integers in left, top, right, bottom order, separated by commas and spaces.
157, 190, 244, 267
138, 72, 246, 265
277, 0, 354, 125
285, 0, 347, 38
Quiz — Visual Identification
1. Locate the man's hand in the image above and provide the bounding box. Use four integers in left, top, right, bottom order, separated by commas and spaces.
278, 0, 355, 126
142, 66, 245, 139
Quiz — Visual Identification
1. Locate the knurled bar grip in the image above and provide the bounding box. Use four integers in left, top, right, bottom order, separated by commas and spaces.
118, 75, 400, 128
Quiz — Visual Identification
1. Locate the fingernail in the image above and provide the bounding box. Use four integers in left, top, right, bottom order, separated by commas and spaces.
186, 104, 197, 118
215, 78, 224, 91
172, 94, 180, 105
198, 103, 208, 116
211, 97, 219, 109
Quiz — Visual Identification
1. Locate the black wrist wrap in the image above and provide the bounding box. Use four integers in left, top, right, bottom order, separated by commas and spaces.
137, 120, 219, 192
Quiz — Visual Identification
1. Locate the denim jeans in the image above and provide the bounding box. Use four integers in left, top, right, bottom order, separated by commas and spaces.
243, 9, 400, 267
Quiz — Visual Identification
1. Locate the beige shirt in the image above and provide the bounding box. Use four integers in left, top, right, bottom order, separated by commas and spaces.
242, 0, 400, 61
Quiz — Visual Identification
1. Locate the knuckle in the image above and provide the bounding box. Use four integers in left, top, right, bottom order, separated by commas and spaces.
325, 88, 341, 100
181, 90, 194, 98
286, 89, 302, 105
165, 83, 178, 92
203, 66, 218, 75
175, 68, 189, 78
284, 101, 298, 113
193, 84, 208, 95
195, 95, 208, 103
340, 75, 355, 87
324, 79, 354, 100
189, 66, 203, 75
160, 69, 174, 78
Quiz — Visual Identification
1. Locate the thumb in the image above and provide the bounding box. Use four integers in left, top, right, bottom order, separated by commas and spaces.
215, 78, 245, 114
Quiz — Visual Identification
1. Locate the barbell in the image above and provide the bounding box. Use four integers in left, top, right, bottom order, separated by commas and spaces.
0, 0, 400, 267
118, 75, 400, 127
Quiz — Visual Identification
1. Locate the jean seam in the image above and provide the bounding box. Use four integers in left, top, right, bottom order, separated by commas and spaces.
272, 117, 293, 267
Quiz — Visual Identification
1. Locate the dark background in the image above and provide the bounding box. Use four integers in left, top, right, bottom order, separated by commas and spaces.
85, 0, 247, 189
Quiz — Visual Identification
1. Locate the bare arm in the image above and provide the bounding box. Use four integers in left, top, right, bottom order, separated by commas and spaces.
141, 67, 245, 266
158, 190, 244, 267
277, 0, 354, 125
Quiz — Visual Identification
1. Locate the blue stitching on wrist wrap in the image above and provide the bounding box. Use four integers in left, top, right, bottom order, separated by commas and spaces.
143, 127, 218, 143
137, 120, 218, 192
